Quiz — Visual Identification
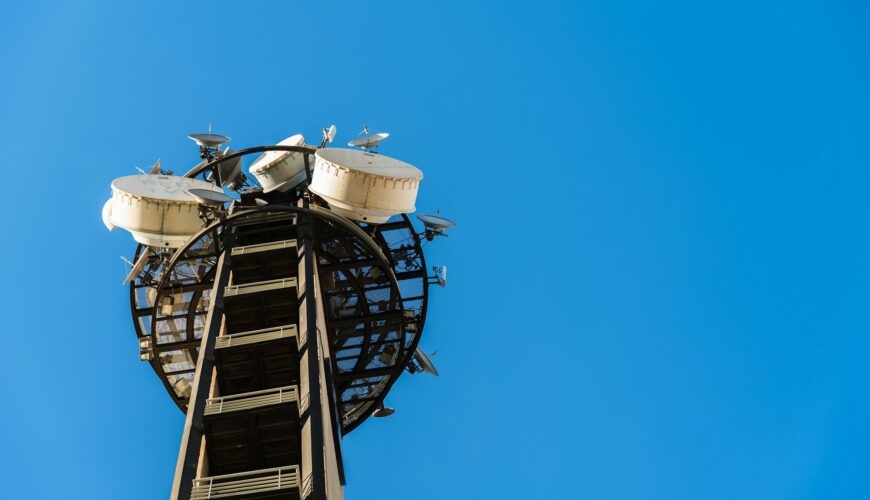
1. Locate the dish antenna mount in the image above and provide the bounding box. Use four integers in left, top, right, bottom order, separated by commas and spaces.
417, 213, 457, 241
188, 124, 231, 161
348, 125, 389, 150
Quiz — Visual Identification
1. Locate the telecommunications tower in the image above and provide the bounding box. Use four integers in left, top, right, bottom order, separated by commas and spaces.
102, 126, 453, 499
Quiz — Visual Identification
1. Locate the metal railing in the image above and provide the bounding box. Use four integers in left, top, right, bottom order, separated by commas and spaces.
191, 465, 300, 499
204, 385, 299, 416
215, 324, 298, 349
225, 277, 297, 297
231, 239, 297, 256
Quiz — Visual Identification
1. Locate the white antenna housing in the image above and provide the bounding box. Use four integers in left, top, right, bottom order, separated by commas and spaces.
249, 134, 307, 193
321, 125, 337, 147
108, 175, 224, 247
310, 148, 423, 223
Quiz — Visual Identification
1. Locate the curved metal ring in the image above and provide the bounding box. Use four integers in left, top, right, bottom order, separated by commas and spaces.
146, 204, 408, 430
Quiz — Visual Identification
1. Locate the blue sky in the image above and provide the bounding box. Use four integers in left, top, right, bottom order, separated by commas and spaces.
1, 1, 868, 498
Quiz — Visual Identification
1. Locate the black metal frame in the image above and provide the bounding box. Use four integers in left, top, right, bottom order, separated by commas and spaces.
128, 176, 429, 432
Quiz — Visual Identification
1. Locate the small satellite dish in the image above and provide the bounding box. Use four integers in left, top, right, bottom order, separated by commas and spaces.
254, 198, 269, 206
188, 133, 231, 148
189, 130, 231, 161
413, 347, 440, 377
122, 249, 153, 285
417, 214, 456, 231
372, 403, 395, 417
205, 148, 244, 188
185, 188, 233, 206
417, 214, 456, 240
348, 132, 390, 150
320, 124, 337, 147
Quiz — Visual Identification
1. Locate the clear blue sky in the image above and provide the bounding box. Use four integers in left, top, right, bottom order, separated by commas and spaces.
0, 1, 868, 498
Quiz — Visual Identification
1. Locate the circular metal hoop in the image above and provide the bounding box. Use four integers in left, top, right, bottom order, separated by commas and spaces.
129, 197, 428, 432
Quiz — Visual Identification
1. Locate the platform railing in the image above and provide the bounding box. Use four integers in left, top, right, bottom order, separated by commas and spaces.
215, 324, 298, 349
224, 277, 298, 297
204, 385, 299, 416
190, 465, 301, 499
231, 238, 297, 256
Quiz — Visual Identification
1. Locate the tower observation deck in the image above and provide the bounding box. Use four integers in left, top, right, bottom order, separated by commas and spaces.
102, 128, 451, 499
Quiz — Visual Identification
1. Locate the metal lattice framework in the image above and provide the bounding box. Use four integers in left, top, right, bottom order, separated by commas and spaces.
127, 147, 429, 433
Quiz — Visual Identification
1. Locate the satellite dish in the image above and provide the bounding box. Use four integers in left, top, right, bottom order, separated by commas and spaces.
372, 403, 395, 417
417, 214, 456, 231
320, 125, 337, 147
348, 132, 389, 150
205, 148, 244, 188
413, 347, 440, 377
185, 188, 233, 206
188, 133, 231, 148
189, 131, 231, 161
417, 214, 456, 240
182, 158, 207, 178
122, 249, 153, 285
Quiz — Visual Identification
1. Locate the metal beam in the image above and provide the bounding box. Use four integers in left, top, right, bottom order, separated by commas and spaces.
329, 310, 404, 329
335, 366, 395, 382
300, 211, 327, 500
319, 257, 379, 272
170, 232, 234, 500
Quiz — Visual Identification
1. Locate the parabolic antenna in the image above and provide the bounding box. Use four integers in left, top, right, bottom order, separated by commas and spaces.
417, 214, 456, 231
108, 175, 225, 247
249, 134, 308, 193
413, 347, 440, 377
188, 133, 231, 148
348, 132, 389, 150
310, 148, 423, 223
205, 148, 244, 188
122, 248, 153, 285
417, 213, 456, 241
182, 158, 207, 178
185, 188, 233, 206
372, 403, 395, 418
